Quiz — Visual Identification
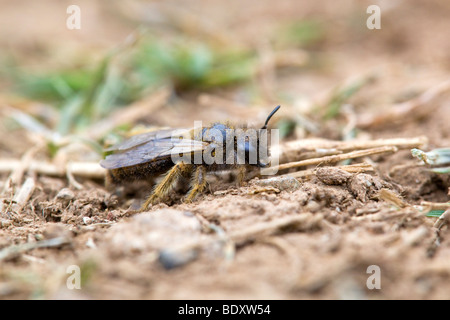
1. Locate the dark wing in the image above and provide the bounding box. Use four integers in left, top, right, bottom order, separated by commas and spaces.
100, 137, 208, 169
105, 128, 192, 152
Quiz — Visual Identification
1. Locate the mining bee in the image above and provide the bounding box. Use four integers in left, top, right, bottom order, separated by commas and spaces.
100, 105, 280, 210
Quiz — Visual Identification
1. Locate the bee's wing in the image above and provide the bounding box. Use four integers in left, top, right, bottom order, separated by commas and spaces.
100, 137, 208, 169
105, 128, 192, 152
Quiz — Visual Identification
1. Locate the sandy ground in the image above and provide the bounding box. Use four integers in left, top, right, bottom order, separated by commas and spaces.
0, 0, 450, 299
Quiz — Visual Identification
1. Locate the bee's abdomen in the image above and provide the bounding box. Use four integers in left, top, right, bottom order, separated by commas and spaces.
106, 158, 174, 185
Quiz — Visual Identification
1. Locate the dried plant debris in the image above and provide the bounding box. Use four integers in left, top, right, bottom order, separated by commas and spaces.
411, 148, 450, 166
411, 148, 450, 175
2, 0, 450, 300
0, 132, 448, 299
35, 188, 118, 224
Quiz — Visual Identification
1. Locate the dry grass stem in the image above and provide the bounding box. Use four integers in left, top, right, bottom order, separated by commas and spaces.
377, 188, 409, 208
85, 87, 170, 139
11, 177, 36, 212
272, 146, 397, 173
433, 209, 450, 230
421, 201, 450, 211
278, 136, 427, 163
357, 80, 450, 129
278, 163, 374, 179
0, 160, 105, 179
0, 236, 71, 262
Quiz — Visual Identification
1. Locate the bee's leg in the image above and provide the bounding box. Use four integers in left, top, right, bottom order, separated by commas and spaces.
237, 165, 247, 187
185, 165, 207, 203
105, 170, 115, 191
141, 162, 193, 210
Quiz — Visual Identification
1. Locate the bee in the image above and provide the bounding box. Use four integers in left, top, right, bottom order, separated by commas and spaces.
100, 105, 280, 210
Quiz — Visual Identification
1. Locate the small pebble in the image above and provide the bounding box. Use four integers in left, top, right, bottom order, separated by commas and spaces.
158, 248, 198, 270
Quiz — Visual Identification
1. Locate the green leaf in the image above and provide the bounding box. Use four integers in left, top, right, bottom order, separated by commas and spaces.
426, 210, 445, 217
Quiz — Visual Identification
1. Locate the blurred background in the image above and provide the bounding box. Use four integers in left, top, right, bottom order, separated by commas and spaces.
1, 0, 449, 161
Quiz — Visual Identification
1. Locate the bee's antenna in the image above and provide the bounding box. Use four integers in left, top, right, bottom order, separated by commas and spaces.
261, 105, 281, 129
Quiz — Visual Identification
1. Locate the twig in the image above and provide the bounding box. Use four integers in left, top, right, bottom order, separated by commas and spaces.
0, 160, 105, 179
269, 146, 397, 173
1, 143, 43, 196
277, 163, 374, 179
84, 87, 170, 140
0, 236, 71, 261
433, 208, 450, 230
66, 162, 84, 190
377, 188, 409, 209
278, 136, 427, 163
421, 201, 450, 211
357, 80, 450, 129
21, 254, 46, 264
228, 213, 322, 243
11, 177, 36, 213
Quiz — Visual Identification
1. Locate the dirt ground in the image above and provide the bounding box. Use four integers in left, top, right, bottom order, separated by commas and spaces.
1, 0, 450, 300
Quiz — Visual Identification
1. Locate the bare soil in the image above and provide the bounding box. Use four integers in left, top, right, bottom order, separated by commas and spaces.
1, 0, 449, 299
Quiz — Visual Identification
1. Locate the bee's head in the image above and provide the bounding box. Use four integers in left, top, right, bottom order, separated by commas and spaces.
202, 106, 280, 167
237, 105, 280, 167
